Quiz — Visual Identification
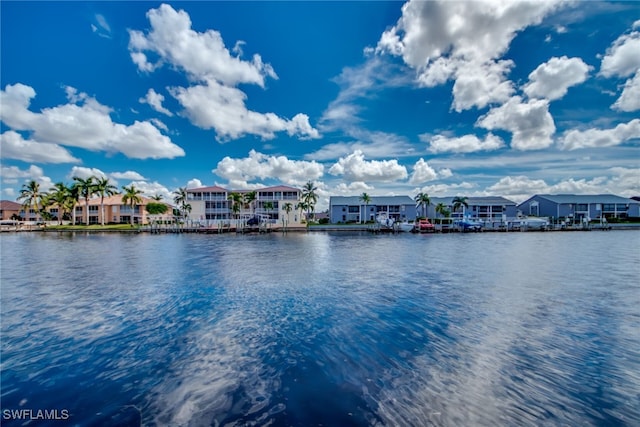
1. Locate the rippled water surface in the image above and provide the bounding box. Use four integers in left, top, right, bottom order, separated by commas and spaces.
1, 231, 639, 426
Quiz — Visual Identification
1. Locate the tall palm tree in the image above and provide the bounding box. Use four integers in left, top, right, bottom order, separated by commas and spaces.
94, 177, 118, 226
48, 182, 73, 225
452, 196, 469, 217
122, 184, 143, 226
435, 202, 447, 219
73, 176, 97, 225
151, 194, 163, 201
244, 190, 257, 214
359, 192, 372, 223
295, 201, 308, 225
227, 192, 243, 226
263, 201, 274, 222
301, 181, 318, 225
173, 187, 189, 226
282, 202, 293, 228
18, 180, 44, 222
415, 192, 431, 219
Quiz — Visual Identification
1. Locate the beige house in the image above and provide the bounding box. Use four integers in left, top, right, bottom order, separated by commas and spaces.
75, 194, 173, 225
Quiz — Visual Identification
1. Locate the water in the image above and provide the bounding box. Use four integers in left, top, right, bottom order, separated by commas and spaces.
1, 231, 639, 426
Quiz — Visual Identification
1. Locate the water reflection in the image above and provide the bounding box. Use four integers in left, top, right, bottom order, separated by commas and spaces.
1, 231, 638, 426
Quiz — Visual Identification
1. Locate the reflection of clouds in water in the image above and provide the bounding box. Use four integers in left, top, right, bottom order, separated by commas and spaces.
145, 310, 279, 426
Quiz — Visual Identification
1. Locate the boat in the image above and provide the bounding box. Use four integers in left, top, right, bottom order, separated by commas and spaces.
509, 216, 549, 230
397, 221, 415, 232
375, 212, 395, 228
454, 216, 482, 231
415, 218, 435, 233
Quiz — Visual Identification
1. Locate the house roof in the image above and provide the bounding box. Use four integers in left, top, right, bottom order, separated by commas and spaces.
528, 194, 638, 205
187, 185, 229, 193
429, 196, 517, 206
330, 195, 415, 206
0, 200, 22, 210
187, 184, 300, 193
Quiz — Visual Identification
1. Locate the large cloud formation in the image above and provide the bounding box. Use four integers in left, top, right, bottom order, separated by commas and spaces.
129, 4, 319, 141
0, 83, 185, 160
377, 0, 565, 111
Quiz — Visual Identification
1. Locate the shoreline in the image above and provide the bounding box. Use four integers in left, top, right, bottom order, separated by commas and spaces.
3, 223, 639, 233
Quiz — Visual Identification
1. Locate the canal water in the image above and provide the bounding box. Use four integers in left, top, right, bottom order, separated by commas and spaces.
1, 231, 639, 426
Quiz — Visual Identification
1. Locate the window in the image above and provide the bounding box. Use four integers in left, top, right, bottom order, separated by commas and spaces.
348, 206, 359, 213
576, 204, 588, 211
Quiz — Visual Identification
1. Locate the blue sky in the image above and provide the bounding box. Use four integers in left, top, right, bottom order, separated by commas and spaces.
1, 1, 639, 210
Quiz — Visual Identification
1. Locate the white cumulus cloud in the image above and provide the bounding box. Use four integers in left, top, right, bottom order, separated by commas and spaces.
424, 133, 505, 154
600, 23, 640, 112
140, 88, 173, 116
523, 56, 592, 101
328, 150, 408, 182
1, 130, 80, 163
376, 0, 566, 111
213, 150, 324, 187
129, 4, 318, 141
477, 96, 556, 150
558, 119, 640, 150
0, 83, 185, 160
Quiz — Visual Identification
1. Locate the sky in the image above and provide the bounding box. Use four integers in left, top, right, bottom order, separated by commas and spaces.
1, 1, 639, 210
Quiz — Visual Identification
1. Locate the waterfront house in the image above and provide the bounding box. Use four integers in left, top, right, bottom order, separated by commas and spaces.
329, 196, 417, 223
75, 194, 173, 225
0, 200, 23, 220
427, 196, 518, 221
517, 194, 640, 221
186, 185, 304, 226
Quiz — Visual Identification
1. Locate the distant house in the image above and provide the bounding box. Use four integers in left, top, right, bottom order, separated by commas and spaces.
0, 200, 22, 220
75, 194, 173, 225
427, 196, 518, 220
517, 194, 640, 220
329, 196, 417, 223
186, 184, 304, 226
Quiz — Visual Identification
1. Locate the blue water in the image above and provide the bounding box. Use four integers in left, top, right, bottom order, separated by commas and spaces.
1, 231, 639, 426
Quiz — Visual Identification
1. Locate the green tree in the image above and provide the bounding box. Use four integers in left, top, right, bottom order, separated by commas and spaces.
301, 181, 318, 226
73, 176, 97, 225
295, 201, 308, 224
146, 202, 169, 215
172, 187, 190, 224
18, 180, 45, 222
415, 192, 431, 219
282, 202, 293, 228
122, 184, 143, 226
227, 192, 243, 226
95, 177, 118, 226
359, 192, 372, 223
151, 194, 163, 201
263, 201, 274, 223
452, 196, 469, 217
244, 190, 257, 214
49, 182, 73, 225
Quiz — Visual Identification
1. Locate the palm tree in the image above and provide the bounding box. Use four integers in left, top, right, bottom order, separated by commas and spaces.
94, 177, 118, 226
282, 202, 293, 229
151, 194, 163, 201
122, 184, 143, 226
227, 192, 243, 226
244, 190, 257, 214
72, 176, 97, 225
301, 181, 318, 225
295, 201, 308, 225
48, 182, 72, 225
415, 192, 431, 219
452, 196, 469, 218
263, 201, 274, 223
173, 187, 189, 226
359, 192, 372, 223
18, 180, 45, 222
